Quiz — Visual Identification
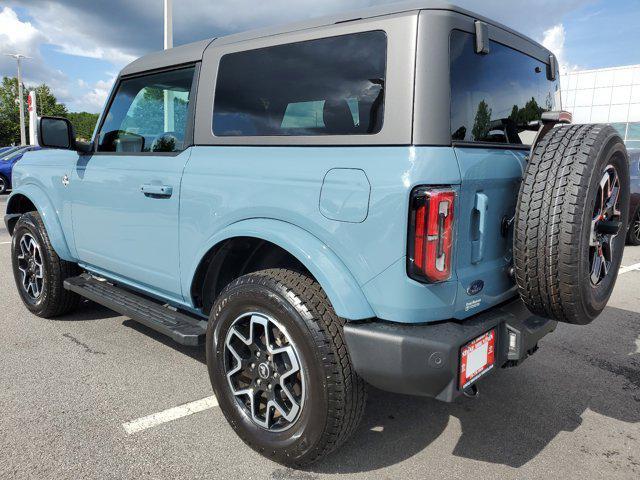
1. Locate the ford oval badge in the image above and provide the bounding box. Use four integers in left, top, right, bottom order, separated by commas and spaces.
467, 280, 484, 296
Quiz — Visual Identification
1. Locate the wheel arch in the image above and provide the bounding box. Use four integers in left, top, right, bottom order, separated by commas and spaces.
188, 218, 375, 321
5, 188, 73, 261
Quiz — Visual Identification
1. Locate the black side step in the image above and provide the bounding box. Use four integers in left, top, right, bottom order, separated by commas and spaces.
64, 274, 207, 346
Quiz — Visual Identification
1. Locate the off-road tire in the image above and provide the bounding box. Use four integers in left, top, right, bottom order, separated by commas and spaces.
514, 124, 630, 325
206, 268, 366, 467
11, 211, 81, 317
627, 207, 640, 246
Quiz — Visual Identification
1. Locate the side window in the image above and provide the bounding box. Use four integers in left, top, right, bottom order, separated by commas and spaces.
98, 66, 195, 153
213, 31, 387, 137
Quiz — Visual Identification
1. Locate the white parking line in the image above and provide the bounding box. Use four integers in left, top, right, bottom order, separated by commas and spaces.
619, 262, 640, 275
0, 241, 10, 245
122, 395, 219, 435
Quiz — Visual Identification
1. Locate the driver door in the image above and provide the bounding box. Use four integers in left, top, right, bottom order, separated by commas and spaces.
70, 66, 197, 301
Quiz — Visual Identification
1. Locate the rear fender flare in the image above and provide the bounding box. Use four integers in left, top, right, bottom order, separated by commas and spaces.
189, 218, 375, 320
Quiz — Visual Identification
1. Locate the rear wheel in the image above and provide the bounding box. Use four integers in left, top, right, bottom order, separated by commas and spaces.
514, 124, 630, 325
206, 269, 366, 467
627, 207, 640, 246
11, 211, 81, 317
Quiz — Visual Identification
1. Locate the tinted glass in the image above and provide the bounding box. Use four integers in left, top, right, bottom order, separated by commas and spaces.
610, 122, 628, 138
450, 30, 560, 145
98, 67, 195, 153
213, 31, 387, 137
626, 122, 640, 141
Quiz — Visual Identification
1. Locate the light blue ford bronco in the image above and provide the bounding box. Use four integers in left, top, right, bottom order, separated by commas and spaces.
5, 1, 630, 466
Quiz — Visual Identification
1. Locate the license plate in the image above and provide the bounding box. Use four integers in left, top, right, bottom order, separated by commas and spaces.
459, 329, 496, 389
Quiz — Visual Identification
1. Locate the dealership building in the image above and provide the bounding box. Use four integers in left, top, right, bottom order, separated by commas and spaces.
561, 64, 640, 149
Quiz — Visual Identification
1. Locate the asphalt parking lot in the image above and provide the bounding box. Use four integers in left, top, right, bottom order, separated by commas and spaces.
0, 193, 638, 480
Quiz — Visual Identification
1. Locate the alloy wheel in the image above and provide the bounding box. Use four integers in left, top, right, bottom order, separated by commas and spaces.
224, 312, 305, 432
633, 209, 640, 242
16, 233, 45, 300
589, 165, 622, 286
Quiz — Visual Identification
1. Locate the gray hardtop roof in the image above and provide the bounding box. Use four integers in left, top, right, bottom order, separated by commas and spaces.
121, 38, 214, 76
120, 0, 548, 76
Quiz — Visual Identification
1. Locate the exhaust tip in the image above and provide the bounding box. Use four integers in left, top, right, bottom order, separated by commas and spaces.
462, 384, 479, 399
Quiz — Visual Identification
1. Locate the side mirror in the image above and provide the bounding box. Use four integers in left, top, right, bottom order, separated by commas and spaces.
38, 116, 75, 150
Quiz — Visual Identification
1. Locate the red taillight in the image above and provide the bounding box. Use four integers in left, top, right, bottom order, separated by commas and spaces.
408, 188, 455, 283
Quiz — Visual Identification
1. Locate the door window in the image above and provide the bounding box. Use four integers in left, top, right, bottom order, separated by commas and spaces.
97, 66, 196, 153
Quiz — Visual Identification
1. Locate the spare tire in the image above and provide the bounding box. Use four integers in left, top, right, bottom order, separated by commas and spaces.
514, 124, 630, 325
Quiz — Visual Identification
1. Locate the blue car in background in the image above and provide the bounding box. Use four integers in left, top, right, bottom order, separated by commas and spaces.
0, 146, 26, 158
0, 146, 41, 194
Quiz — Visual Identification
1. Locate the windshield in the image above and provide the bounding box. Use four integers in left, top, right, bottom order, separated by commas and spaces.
450, 30, 560, 146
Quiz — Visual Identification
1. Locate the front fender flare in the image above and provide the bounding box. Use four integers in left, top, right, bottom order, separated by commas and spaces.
189, 219, 375, 320
6, 186, 73, 261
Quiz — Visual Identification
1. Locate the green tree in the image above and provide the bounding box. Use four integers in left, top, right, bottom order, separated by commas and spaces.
67, 112, 99, 141
33, 83, 68, 118
0, 76, 21, 146
0, 77, 68, 145
0, 76, 101, 145
472, 100, 492, 141
508, 97, 544, 125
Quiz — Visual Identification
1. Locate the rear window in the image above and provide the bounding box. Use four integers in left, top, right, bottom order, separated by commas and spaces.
213, 31, 387, 137
450, 30, 560, 146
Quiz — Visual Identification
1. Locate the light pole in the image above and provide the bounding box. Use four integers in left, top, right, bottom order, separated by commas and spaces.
5, 53, 31, 146
163, 0, 174, 132
164, 0, 173, 50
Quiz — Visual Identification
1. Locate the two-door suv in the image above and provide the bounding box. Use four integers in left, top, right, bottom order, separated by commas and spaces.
5, 1, 630, 466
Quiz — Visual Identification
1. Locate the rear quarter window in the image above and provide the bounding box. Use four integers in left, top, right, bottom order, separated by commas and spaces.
450, 30, 560, 146
212, 31, 387, 137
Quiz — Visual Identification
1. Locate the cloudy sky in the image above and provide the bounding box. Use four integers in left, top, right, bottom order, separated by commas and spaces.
1, 0, 639, 113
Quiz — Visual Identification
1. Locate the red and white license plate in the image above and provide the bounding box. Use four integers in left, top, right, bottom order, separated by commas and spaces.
459, 329, 496, 389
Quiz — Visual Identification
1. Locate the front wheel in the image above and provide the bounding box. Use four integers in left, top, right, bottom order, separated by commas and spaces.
11, 211, 81, 317
0, 175, 8, 194
206, 269, 366, 467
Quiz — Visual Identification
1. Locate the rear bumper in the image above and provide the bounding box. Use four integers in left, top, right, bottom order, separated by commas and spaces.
343, 298, 556, 402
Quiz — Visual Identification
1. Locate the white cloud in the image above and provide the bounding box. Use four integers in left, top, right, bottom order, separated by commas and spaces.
0, 6, 42, 49
80, 77, 116, 113
55, 44, 137, 67
0, 7, 71, 102
542, 23, 580, 74
0, 5, 121, 112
